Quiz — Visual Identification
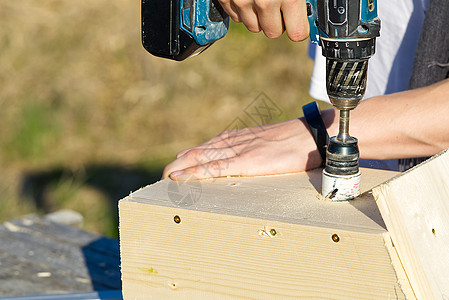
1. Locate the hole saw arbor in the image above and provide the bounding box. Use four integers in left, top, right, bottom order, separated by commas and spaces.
119, 149, 449, 299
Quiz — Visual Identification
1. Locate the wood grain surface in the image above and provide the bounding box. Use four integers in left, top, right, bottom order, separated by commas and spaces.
120, 168, 413, 299
374, 148, 449, 300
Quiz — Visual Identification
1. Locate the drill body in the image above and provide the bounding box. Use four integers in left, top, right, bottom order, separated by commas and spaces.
307, 0, 380, 200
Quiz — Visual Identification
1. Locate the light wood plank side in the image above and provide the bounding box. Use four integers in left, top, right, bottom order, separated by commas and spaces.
120, 168, 406, 299
120, 202, 405, 299
382, 232, 416, 299
127, 168, 397, 234
373, 148, 449, 300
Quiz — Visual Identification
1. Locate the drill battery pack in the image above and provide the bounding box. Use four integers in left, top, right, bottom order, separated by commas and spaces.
142, 0, 229, 61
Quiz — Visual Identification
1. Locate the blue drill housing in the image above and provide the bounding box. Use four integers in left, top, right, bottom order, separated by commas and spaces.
180, 0, 229, 46
306, 0, 379, 45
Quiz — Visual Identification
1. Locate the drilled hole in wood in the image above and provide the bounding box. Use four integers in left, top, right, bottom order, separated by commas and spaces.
331, 233, 340, 243
174, 215, 181, 224
432, 228, 436, 236
167, 280, 177, 289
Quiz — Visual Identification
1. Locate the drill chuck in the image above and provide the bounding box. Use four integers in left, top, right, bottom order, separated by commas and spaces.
320, 38, 377, 60
326, 58, 368, 111
322, 37, 375, 110
325, 136, 359, 175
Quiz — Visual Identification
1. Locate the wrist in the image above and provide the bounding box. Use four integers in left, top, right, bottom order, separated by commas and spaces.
320, 108, 338, 136
297, 117, 326, 170
302, 102, 332, 167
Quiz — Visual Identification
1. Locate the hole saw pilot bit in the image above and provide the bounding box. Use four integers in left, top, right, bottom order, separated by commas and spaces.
306, 0, 380, 200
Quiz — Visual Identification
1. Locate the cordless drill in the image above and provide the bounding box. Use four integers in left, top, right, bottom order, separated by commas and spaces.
141, 0, 380, 200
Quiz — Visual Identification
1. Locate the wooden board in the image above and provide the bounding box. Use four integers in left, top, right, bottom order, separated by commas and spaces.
0, 214, 121, 297
120, 168, 414, 299
373, 148, 449, 300
0, 290, 122, 300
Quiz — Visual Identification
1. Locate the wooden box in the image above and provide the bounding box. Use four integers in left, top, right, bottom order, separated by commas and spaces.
119, 168, 414, 299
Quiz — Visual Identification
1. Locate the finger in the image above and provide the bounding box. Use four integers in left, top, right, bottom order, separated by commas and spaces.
170, 142, 304, 181
229, 2, 242, 22
170, 156, 249, 180
207, 127, 267, 146
218, 0, 241, 22
254, 0, 284, 38
176, 139, 236, 159
176, 148, 191, 159
233, 0, 261, 32
177, 128, 260, 158
162, 164, 172, 179
281, 0, 309, 42
164, 145, 248, 179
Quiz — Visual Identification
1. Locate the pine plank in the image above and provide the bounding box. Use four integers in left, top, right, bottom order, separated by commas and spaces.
373, 148, 449, 299
120, 168, 413, 299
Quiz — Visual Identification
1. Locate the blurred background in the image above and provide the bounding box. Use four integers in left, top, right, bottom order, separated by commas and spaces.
0, 0, 318, 238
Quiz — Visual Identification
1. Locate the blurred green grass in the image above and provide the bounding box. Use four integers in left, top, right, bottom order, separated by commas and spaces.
0, 0, 319, 237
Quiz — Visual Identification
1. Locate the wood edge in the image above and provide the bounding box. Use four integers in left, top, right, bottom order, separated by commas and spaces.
373, 183, 434, 300
120, 194, 389, 236
121, 183, 157, 203
118, 169, 395, 236
118, 200, 384, 236
382, 232, 416, 299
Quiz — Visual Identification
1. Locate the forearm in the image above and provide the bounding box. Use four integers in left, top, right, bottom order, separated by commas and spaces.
321, 78, 449, 160
164, 79, 449, 180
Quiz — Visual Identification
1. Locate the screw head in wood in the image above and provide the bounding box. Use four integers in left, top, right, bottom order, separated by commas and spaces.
270, 229, 277, 236
174, 215, 181, 224
331, 233, 340, 243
